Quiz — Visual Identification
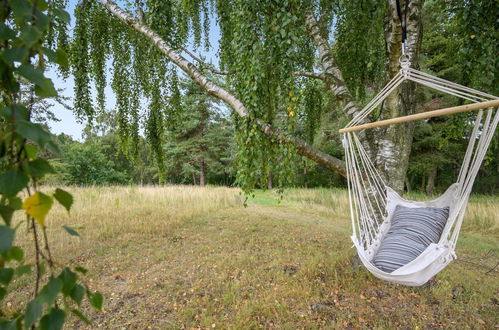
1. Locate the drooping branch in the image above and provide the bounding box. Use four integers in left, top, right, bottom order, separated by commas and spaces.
98, 0, 347, 176
256, 119, 346, 175
304, 12, 362, 120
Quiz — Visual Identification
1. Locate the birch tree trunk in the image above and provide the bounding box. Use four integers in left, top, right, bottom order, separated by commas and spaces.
374, 0, 423, 193
306, 0, 422, 193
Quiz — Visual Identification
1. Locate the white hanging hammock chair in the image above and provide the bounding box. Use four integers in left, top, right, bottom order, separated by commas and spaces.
340, 61, 499, 286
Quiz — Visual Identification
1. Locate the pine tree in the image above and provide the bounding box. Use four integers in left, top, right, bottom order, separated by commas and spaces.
164, 79, 235, 185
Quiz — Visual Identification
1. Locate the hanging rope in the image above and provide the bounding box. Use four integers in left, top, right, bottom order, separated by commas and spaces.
395, 0, 410, 57
340, 64, 499, 286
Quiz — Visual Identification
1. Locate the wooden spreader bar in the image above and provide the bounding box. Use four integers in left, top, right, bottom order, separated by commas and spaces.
339, 99, 499, 134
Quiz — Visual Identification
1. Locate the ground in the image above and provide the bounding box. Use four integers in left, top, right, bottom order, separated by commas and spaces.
7, 186, 499, 329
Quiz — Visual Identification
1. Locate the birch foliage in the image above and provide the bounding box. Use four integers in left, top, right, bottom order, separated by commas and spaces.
70, 0, 387, 191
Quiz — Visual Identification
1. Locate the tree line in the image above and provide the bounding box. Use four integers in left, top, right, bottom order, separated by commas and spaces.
45, 75, 498, 194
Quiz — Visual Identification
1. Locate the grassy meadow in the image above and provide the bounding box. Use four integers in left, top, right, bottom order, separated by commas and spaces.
6, 186, 499, 329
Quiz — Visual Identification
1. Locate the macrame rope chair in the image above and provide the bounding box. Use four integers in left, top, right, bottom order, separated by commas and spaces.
339, 61, 499, 286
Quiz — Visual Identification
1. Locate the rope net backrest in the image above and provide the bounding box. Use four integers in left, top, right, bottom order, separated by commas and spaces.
343, 68, 499, 253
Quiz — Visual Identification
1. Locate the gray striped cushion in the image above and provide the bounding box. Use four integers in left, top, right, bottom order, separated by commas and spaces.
373, 205, 449, 273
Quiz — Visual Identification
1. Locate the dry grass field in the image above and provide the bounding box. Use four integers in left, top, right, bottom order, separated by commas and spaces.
6, 186, 499, 329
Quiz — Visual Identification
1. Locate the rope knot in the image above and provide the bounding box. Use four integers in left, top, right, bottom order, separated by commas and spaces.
399, 55, 411, 77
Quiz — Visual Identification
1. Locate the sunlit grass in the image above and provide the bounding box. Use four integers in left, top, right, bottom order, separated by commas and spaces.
7, 185, 499, 328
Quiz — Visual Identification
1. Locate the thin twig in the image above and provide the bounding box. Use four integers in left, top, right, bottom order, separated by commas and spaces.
42, 227, 55, 273
31, 217, 42, 297
485, 262, 499, 275
456, 249, 499, 274
457, 258, 498, 274
181, 47, 229, 76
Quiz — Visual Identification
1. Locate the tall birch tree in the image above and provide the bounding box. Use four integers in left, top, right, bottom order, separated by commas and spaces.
70, 0, 423, 192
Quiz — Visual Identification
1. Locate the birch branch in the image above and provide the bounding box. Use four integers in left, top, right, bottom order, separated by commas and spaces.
98, 0, 347, 176
304, 12, 362, 119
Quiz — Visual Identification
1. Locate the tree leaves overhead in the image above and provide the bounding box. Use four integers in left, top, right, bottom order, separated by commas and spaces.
69, 0, 497, 193
66, 0, 394, 193
72, 1, 94, 120
334, 0, 386, 99
69, 0, 332, 192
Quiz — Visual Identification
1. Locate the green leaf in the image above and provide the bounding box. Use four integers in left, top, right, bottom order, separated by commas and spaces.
24, 300, 43, 329
35, 0, 49, 11
0, 23, 16, 41
53, 8, 71, 24
88, 291, 103, 311
39, 263, 46, 276
53, 189, 73, 212
7, 246, 24, 262
25, 145, 38, 159
15, 121, 52, 147
46, 140, 60, 155
0, 318, 16, 330
69, 284, 85, 305
34, 81, 57, 98
9, 1, 31, 22
38, 308, 65, 330
0, 226, 14, 254
1, 47, 29, 64
37, 277, 62, 306
8, 197, 22, 210
0, 206, 14, 226
0, 287, 6, 301
20, 26, 42, 47
0, 269, 13, 285
18, 63, 45, 88
0, 105, 29, 121
0, 170, 29, 197
15, 264, 32, 277
33, 10, 50, 30
17, 64, 57, 98
54, 48, 69, 68
58, 268, 77, 296
42, 48, 56, 62
62, 225, 79, 237
0, 65, 19, 94
28, 159, 55, 178
70, 309, 91, 325
43, 47, 69, 68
